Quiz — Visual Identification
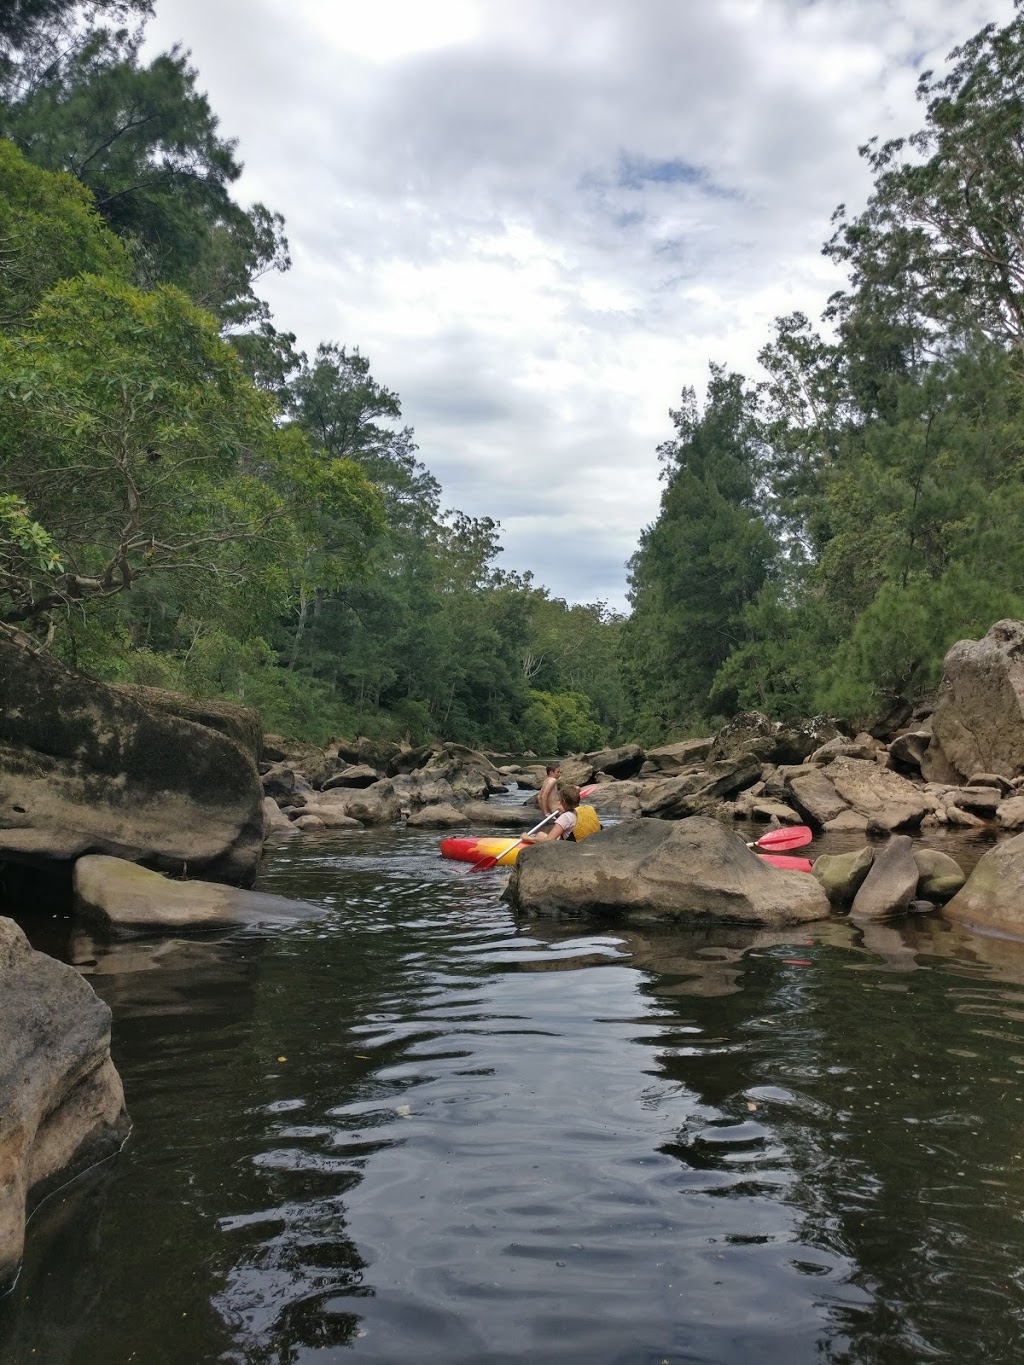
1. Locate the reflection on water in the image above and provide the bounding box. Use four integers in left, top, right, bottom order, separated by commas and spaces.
3, 824, 1024, 1362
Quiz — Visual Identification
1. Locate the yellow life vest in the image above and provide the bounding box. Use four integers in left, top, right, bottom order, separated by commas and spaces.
572, 804, 602, 842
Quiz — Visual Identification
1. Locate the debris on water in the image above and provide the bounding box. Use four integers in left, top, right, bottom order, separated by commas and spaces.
396, 1104, 412, 1118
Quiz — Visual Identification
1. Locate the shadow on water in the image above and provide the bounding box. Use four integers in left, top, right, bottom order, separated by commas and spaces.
4, 825, 1024, 1362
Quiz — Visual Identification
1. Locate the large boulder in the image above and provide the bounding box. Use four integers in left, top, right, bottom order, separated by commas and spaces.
931, 621, 1024, 780
73, 855, 323, 935
786, 769, 849, 828
0, 917, 130, 1293
710, 712, 841, 766
944, 832, 1024, 937
111, 685, 262, 762
813, 846, 874, 908
638, 756, 762, 820
850, 836, 919, 919
584, 781, 642, 818
913, 849, 966, 903
823, 757, 929, 831
505, 816, 830, 926
997, 796, 1024, 832
390, 773, 457, 811
645, 739, 713, 774
258, 736, 339, 788
415, 744, 507, 799
0, 638, 264, 887
584, 745, 646, 780
557, 757, 595, 787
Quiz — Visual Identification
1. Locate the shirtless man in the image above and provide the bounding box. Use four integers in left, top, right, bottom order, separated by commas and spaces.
538, 763, 561, 818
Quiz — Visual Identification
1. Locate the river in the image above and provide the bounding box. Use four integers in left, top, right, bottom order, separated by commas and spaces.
3, 821, 1024, 1363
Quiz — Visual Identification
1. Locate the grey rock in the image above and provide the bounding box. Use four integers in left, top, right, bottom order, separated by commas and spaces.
931, 620, 1024, 780
406, 803, 468, 828
997, 796, 1024, 831
912, 849, 966, 903
813, 846, 874, 907
584, 745, 646, 780
944, 832, 1024, 938
786, 769, 849, 827
850, 836, 919, 919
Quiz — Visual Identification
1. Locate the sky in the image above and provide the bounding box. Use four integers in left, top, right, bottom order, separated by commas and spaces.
149, 0, 1014, 611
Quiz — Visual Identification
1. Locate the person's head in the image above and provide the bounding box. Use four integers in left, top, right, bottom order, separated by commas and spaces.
546, 763, 560, 777
557, 783, 580, 810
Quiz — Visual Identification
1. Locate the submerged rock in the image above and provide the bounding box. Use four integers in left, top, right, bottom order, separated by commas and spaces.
0, 917, 130, 1293
505, 816, 830, 926
73, 855, 323, 935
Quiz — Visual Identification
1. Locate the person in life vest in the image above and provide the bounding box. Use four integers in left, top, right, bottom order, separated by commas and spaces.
524, 784, 601, 843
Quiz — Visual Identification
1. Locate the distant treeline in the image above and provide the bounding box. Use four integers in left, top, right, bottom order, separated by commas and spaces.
2, 3, 1022, 750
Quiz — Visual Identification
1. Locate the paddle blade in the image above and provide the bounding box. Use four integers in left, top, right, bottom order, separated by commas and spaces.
469, 855, 499, 873
753, 825, 812, 851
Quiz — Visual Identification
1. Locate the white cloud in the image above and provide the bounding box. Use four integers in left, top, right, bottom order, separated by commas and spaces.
149, 0, 1014, 608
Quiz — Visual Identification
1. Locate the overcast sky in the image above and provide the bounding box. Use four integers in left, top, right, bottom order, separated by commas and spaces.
149, 0, 1012, 610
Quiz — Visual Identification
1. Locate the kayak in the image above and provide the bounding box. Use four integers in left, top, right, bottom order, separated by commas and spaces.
441, 837, 813, 874
441, 836, 526, 866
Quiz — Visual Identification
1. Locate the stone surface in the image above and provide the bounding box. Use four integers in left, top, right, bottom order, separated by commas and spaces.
0, 637, 264, 887
292, 814, 325, 830
824, 757, 929, 831
406, 803, 468, 828
0, 917, 130, 1293
944, 833, 1024, 937
459, 801, 538, 828
505, 816, 830, 926
952, 786, 1002, 818
823, 810, 870, 833
390, 773, 457, 810
297, 806, 362, 828
262, 797, 294, 833
887, 731, 931, 771
111, 685, 262, 761
968, 772, 1013, 795
73, 855, 323, 935
711, 713, 842, 766
584, 745, 646, 780
556, 758, 595, 787
314, 780, 401, 825
644, 739, 713, 774
813, 847, 875, 907
786, 769, 849, 828
321, 764, 380, 790
912, 849, 966, 903
850, 836, 919, 919
931, 621, 1024, 780
919, 737, 960, 785
583, 781, 642, 818
997, 796, 1024, 831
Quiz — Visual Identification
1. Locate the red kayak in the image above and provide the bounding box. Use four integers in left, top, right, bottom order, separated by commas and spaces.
757, 853, 813, 873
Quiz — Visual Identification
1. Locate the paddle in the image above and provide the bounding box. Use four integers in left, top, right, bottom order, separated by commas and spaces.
747, 825, 812, 852
470, 812, 558, 872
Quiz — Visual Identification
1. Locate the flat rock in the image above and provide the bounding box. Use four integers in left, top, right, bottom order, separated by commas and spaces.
944, 832, 1024, 937
644, 739, 713, 774
505, 816, 830, 926
813, 846, 874, 907
952, 786, 1002, 818
0, 916, 130, 1293
850, 836, 919, 919
73, 855, 323, 936
912, 849, 966, 903
824, 810, 870, 833
786, 769, 849, 827
824, 757, 929, 831
460, 801, 538, 828
297, 805, 362, 829
406, 803, 467, 828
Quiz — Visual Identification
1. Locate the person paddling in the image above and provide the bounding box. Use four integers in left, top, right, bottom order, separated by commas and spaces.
524, 784, 580, 842
538, 763, 561, 818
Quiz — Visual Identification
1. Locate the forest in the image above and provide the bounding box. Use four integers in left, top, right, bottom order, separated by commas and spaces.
2, 1, 1024, 750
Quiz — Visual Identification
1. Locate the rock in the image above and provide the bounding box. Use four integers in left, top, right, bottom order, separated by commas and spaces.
262, 797, 294, 833
637, 757, 762, 820
968, 772, 1013, 795
912, 849, 966, 902
944, 833, 1024, 937
745, 799, 804, 826
951, 786, 1002, 818
257, 737, 338, 787
824, 810, 870, 833
942, 802, 988, 829
320, 764, 380, 790
813, 846, 875, 908
887, 731, 931, 772
410, 744, 507, 799
73, 855, 323, 935
334, 737, 401, 772
850, 836, 919, 919
0, 917, 130, 1294
644, 739, 713, 774
824, 757, 929, 831
997, 796, 1024, 831
260, 765, 310, 805
293, 814, 325, 830
514, 771, 544, 791
296, 805, 362, 828
809, 737, 878, 765
919, 736, 960, 785
111, 685, 263, 761
711, 712, 842, 766
931, 621, 1024, 781
786, 769, 849, 828
406, 803, 467, 828
313, 780, 401, 825
460, 801, 538, 828
505, 816, 830, 925
584, 782, 642, 818
389, 773, 456, 810
0, 637, 264, 887
584, 745, 646, 780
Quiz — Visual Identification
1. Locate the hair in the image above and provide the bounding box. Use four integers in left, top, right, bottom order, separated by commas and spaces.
557, 783, 580, 809
545, 763, 560, 775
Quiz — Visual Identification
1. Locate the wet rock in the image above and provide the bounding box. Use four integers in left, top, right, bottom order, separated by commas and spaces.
850, 836, 919, 920
644, 739, 713, 775
786, 769, 849, 828
292, 813, 325, 830
262, 797, 294, 833
585, 744, 646, 780
0, 636, 263, 888
406, 803, 467, 828
997, 796, 1024, 831
813, 846, 874, 908
931, 620, 1024, 780
505, 816, 830, 926
73, 855, 323, 935
824, 757, 929, 831
944, 832, 1024, 937
296, 805, 362, 828
0, 917, 130, 1294
824, 810, 870, 833
321, 764, 380, 790
912, 849, 966, 903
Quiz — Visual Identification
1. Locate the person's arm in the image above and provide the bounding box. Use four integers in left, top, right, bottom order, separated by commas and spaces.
528, 822, 566, 843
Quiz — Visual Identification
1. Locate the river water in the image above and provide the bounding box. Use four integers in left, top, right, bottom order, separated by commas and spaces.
4, 822, 1024, 1363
